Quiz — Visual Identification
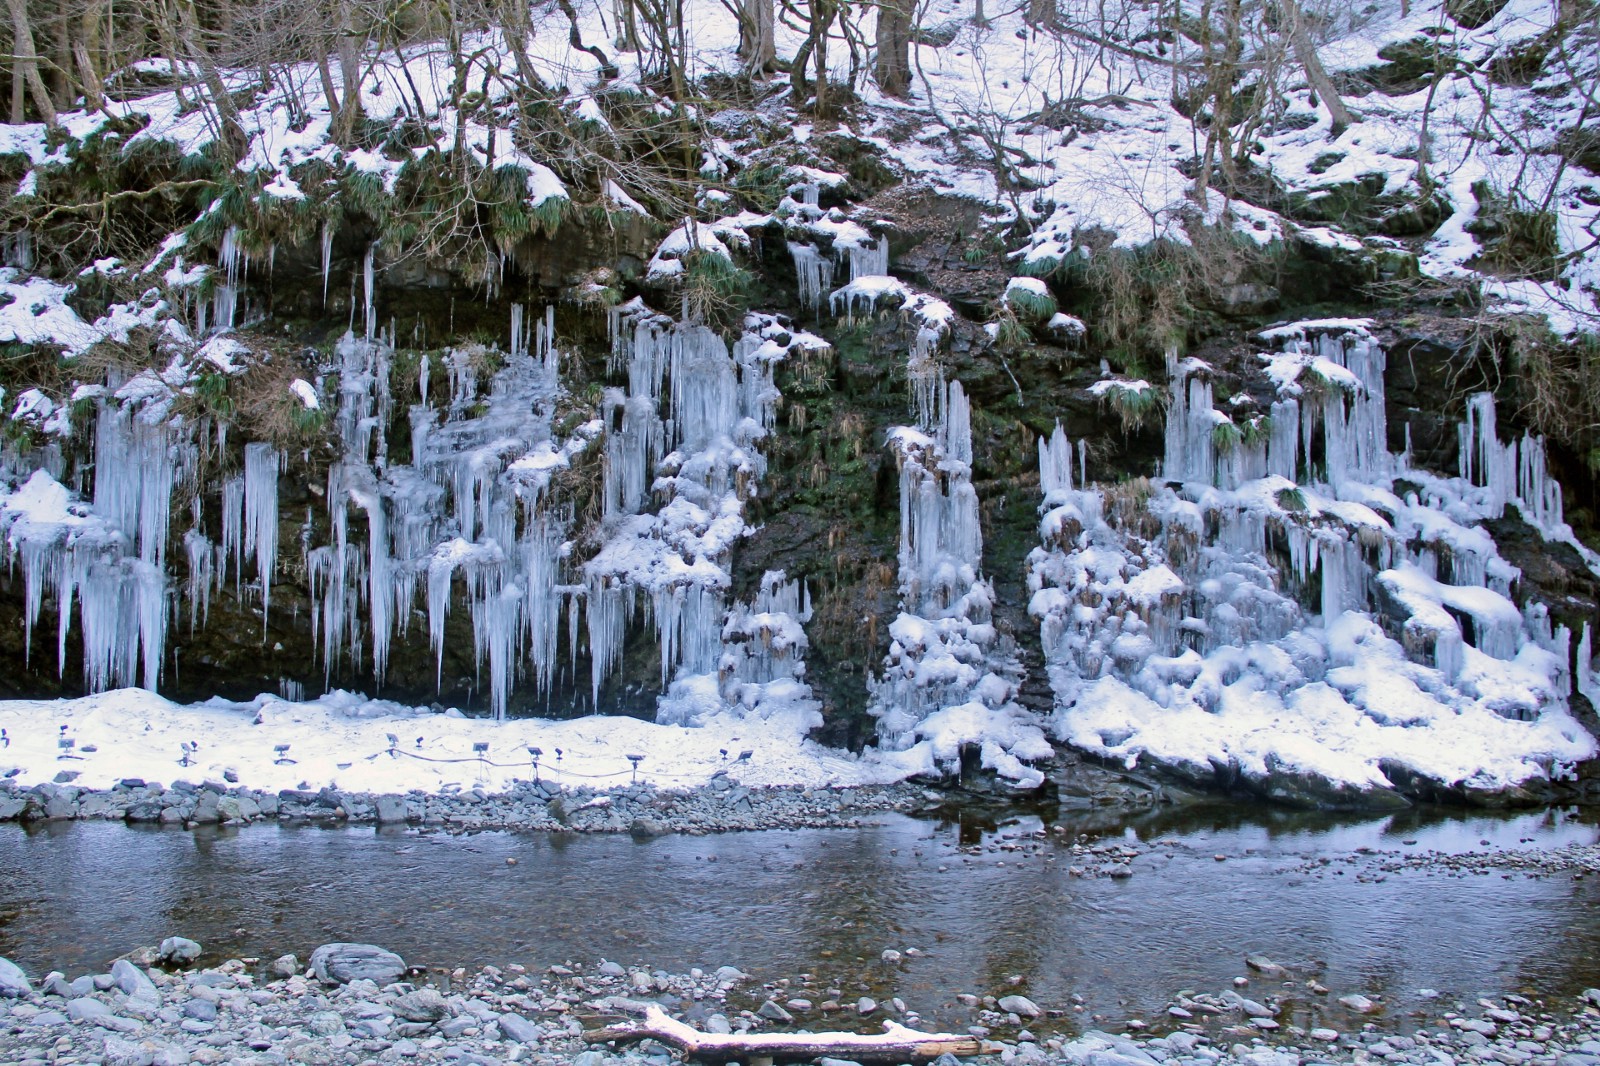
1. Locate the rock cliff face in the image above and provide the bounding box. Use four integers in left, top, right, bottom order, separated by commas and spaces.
0, 0, 1596, 806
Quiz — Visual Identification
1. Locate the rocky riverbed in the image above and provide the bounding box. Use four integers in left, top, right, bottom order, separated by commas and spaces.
0, 775, 941, 835
1, 935, 1599, 1066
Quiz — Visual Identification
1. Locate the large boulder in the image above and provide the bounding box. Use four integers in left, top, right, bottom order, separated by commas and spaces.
309, 943, 406, 986
0, 956, 31, 997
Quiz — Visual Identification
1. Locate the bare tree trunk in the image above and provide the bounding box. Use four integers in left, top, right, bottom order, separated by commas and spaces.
75, 0, 107, 111
739, 0, 774, 75
172, 0, 248, 159
613, 0, 639, 51
7, 0, 58, 125
498, 0, 549, 94
1282, 0, 1354, 136
332, 0, 365, 146
874, 0, 912, 96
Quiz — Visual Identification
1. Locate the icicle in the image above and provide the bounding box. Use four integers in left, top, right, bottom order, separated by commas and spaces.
847, 236, 889, 280
788, 243, 835, 311
243, 443, 281, 632
212, 226, 243, 333
320, 221, 334, 307
362, 244, 376, 342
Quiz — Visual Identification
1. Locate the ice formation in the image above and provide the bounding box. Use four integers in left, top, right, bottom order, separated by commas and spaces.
590, 300, 826, 726
1029, 320, 1597, 796
861, 307, 1048, 786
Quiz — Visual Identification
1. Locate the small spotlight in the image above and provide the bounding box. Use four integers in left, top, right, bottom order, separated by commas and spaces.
626, 753, 644, 783
0, 729, 8, 748
738, 749, 753, 762
274, 743, 295, 765
473, 741, 490, 754
720, 748, 728, 760
415, 736, 424, 749
529, 746, 543, 758
527, 746, 543, 782
554, 748, 563, 762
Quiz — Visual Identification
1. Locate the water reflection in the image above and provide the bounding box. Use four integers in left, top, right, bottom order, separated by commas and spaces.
0, 804, 1595, 1032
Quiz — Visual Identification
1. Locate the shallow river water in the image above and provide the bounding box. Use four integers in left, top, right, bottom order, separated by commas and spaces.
1, 802, 1598, 1033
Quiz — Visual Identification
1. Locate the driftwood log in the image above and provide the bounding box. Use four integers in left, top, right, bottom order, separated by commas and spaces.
584, 1001, 998, 1063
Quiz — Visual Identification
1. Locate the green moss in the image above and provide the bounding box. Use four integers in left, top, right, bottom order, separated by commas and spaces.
1003, 281, 1057, 322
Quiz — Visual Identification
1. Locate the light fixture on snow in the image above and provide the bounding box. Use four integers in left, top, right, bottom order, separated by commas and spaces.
0, 729, 7, 748
415, 736, 424, 749
738, 750, 753, 762
273, 744, 295, 765
473, 741, 490, 754
57, 736, 77, 759
528, 747, 543, 782
386, 733, 400, 757
719, 748, 728, 760
627, 753, 644, 783
180, 740, 199, 767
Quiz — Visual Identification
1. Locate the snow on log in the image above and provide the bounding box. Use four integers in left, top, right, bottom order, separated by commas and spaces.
583, 1001, 997, 1062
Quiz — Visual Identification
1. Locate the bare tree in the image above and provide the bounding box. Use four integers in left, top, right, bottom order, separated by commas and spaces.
7, 0, 57, 124
875, 0, 912, 96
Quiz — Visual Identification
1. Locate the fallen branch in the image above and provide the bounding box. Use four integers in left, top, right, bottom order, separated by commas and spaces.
584, 1001, 998, 1063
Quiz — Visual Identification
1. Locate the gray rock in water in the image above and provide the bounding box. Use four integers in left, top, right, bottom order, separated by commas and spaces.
629, 816, 667, 839
1238, 997, 1275, 1018
375, 795, 408, 824
309, 943, 406, 985
43, 974, 72, 998
158, 937, 202, 965
1338, 993, 1378, 1014
498, 1012, 541, 1043
757, 999, 793, 1023
0, 955, 31, 997
0, 797, 27, 820
111, 959, 160, 1009
270, 954, 300, 979
1245, 954, 1289, 977
998, 994, 1042, 1018
597, 961, 626, 977
857, 996, 877, 1015
392, 987, 452, 1022
69, 975, 96, 996
705, 1013, 732, 1035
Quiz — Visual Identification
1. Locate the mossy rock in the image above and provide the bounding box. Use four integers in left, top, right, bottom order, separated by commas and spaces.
1285, 173, 1389, 230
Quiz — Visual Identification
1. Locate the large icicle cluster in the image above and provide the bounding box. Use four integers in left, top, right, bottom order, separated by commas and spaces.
301, 302, 603, 719
1028, 320, 1596, 798
589, 300, 827, 726
867, 362, 1048, 787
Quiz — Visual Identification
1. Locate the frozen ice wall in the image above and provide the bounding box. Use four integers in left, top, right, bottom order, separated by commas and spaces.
1030, 320, 1596, 797
590, 301, 824, 725
866, 372, 1048, 787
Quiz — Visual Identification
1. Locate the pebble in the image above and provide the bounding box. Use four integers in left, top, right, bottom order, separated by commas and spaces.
0, 779, 931, 835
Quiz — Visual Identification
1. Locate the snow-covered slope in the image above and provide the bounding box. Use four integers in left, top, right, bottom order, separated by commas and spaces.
0, 0, 1594, 804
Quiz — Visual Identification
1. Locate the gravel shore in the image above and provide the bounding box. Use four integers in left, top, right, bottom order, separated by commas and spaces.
0, 776, 936, 834
1, 939, 1598, 1066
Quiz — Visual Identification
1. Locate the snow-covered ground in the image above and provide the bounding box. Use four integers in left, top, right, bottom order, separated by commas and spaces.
0, 689, 918, 795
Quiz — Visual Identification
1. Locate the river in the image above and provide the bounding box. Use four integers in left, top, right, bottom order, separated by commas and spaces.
1, 802, 1597, 1033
